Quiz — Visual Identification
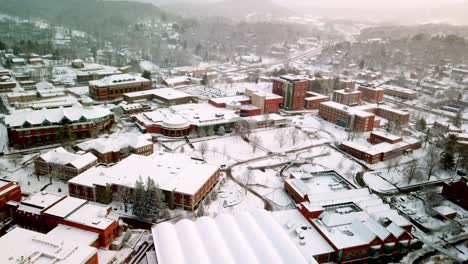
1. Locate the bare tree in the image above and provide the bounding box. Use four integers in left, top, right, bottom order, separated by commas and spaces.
424, 145, 440, 180
114, 186, 133, 213
198, 142, 209, 158
250, 135, 262, 153
291, 128, 300, 146
403, 160, 423, 184
275, 129, 287, 148
386, 156, 402, 173
421, 187, 443, 216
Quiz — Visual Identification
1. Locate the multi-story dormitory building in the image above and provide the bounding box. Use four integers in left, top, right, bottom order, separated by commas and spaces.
319, 101, 376, 132
89, 74, 151, 101
272, 75, 309, 110
4, 106, 114, 148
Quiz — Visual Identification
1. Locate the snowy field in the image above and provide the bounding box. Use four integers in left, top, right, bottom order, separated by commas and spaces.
248, 126, 330, 153
190, 136, 268, 166
0, 152, 68, 195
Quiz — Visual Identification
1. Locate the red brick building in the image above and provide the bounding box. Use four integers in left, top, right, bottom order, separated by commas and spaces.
305, 91, 330, 110
76, 133, 154, 164
246, 88, 284, 114
0, 227, 99, 264
13, 193, 119, 248
369, 131, 403, 144
319, 101, 375, 132
0, 179, 21, 220
89, 74, 151, 101
355, 105, 410, 126
332, 88, 362, 106
340, 135, 421, 164
272, 75, 308, 110
442, 178, 468, 210
68, 153, 220, 211
34, 147, 98, 181
358, 85, 384, 103
4, 106, 114, 148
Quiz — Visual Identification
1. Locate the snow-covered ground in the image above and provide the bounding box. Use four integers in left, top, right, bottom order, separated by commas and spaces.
0, 152, 68, 195
190, 135, 268, 166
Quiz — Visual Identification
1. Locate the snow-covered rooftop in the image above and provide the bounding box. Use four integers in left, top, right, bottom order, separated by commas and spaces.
43, 196, 87, 218
320, 101, 374, 118
4, 106, 112, 128
77, 133, 152, 154
47, 224, 99, 246
136, 103, 241, 128
209, 95, 250, 105
69, 152, 219, 195
272, 210, 334, 258
124, 88, 194, 101
65, 203, 118, 230
0, 227, 97, 264
18, 192, 65, 215
89, 74, 149, 87
152, 210, 314, 264
38, 147, 97, 169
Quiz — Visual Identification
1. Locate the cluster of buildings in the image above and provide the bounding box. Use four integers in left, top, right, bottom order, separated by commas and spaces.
209, 87, 283, 116
152, 167, 418, 264
318, 102, 409, 133
0, 190, 131, 264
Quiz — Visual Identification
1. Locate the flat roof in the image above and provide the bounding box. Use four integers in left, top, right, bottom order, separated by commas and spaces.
209, 95, 250, 105
0, 227, 97, 264
320, 101, 374, 118
379, 84, 417, 95
124, 88, 194, 101
152, 210, 314, 264
43, 196, 87, 218
19, 192, 65, 214
66, 203, 118, 230
47, 224, 99, 246
272, 210, 334, 257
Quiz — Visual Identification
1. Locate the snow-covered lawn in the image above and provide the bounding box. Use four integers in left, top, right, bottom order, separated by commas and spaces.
0, 153, 68, 195
190, 136, 268, 166
312, 146, 363, 183
206, 178, 264, 216
363, 162, 455, 193
248, 127, 329, 153
292, 114, 349, 142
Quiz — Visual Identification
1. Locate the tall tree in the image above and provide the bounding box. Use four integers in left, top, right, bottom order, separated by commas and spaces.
132, 177, 146, 217
452, 110, 463, 128
142, 70, 151, 80
415, 118, 427, 132
403, 160, 422, 184
424, 145, 440, 180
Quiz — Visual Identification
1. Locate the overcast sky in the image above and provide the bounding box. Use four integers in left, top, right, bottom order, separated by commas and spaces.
275, 0, 465, 8
141, 0, 466, 8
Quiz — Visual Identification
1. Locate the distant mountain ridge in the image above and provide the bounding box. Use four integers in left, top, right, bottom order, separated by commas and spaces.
158, 0, 291, 19
0, 0, 168, 38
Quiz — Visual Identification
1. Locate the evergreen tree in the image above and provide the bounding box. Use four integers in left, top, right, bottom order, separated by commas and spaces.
142, 70, 151, 80
359, 59, 365, 70
416, 118, 427, 132
440, 152, 455, 171
154, 184, 167, 217
452, 111, 462, 128
132, 177, 146, 217
144, 177, 157, 219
